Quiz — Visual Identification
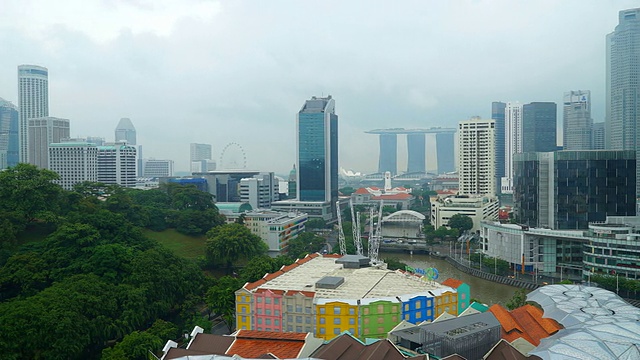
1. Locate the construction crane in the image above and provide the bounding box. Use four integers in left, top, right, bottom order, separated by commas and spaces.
350, 200, 363, 256
336, 201, 347, 255
368, 200, 384, 263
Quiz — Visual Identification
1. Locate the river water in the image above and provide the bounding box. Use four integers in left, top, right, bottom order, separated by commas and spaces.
380, 251, 519, 306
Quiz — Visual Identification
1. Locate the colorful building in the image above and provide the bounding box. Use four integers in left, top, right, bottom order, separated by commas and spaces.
441, 278, 471, 314
235, 254, 470, 341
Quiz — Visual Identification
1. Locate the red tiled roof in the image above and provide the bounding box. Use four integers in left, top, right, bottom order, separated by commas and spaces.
354, 188, 370, 194
371, 193, 413, 200
488, 304, 562, 346
441, 278, 464, 289
245, 279, 267, 291
280, 263, 299, 272
227, 330, 307, 359
254, 288, 285, 295
285, 290, 315, 297
263, 271, 284, 281
323, 253, 342, 258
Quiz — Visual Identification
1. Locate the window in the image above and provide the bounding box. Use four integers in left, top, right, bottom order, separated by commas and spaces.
241, 316, 247, 322
364, 328, 370, 335
296, 316, 302, 323
258, 327, 262, 331
404, 304, 409, 311
275, 319, 279, 326
296, 305, 303, 312
265, 298, 271, 304
274, 298, 280, 304
287, 305, 293, 312
257, 309, 263, 315
427, 299, 432, 307
461, 293, 466, 300
333, 307, 341, 315
265, 319, 271, 325
306, 317, 311, 324
349, 318, 355, 325
305, 307, 311, 314
287, 325, 293, 332
392, 305, 398, 312
349, 308, 355, 315
319, 317, 325, 324
265, 309, 271, 315
334, 318, 341, 325
275, 310, 280, 316
257, 297, 262, 303
392, 316, 397, 322
363, 308, 370, 315
257, 318, 262, 324
319, 328, 326, 335
377, 305, 384, 314
349, 328, 355, 334
364, 318, 370, 325
377, 317, 384, 324
319, 308, 326, 315
404, 314, 409, 320
427, 310, 431, 316
334, 328, 340, 335
416, 312, 421, 319
377, 327, 384, 334
416, 302, 421, 309
288, 315, 293, 322
296, 326, 302, 332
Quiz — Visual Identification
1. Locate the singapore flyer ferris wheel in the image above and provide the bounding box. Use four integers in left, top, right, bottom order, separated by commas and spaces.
219, 142, 247, 170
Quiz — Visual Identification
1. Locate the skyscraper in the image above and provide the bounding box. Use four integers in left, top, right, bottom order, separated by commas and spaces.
97, 143, 137, 187
522, 102, 557, 152
606, 8, 640, 195
18, 65, 49, 163
27, 117, 70, 169
457, 117, 496, 196
502, 102, 522, 194
491, 102, 506, 192
377, 133, 397, 175
406, 133, 425, 173
563, 90, 592, 150
190, 143, 214, 172
296, 95, 338, 206
0, 98, 19, 169
48, 141, 98, 190
592, 122, 605, 150
115, 118, 136, 145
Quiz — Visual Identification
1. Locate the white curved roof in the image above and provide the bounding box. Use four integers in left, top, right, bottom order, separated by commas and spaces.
383, 210, 426, 222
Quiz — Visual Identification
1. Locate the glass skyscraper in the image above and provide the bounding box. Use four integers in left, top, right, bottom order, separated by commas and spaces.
491, 101, 506, 192
296, 95, 338, 207
522, 102, 557, 153
406, 133, 426, 174
0, 98, 19, 169
606, 8, 640, 195
18, 65, 49, 163
563, 90, 592, 150
378, 133, 397, 175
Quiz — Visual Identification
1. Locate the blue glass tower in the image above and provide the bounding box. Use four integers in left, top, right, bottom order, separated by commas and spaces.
378, 133, 397, 175
296, 96, 338, 207
406, 133, 426, 174
0, 98, 19, 169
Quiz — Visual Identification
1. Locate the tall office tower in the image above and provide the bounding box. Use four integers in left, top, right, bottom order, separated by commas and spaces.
592, 122, 605, 150
457, 117, 496, 196
491, 102, 506, 192
607, 8, 640, 195
115, 118, 136, 145
377, 133, 397, 174
522, 102, 557, 152
406, 133, 426, 173
142, 159, 174, 178
514, 150, 636, 229
18, 65, 49, 163
0, 98, 19, 169
190, 143, 213, 172
563, 91, 592, 150
296, 95, 338, 205
27, 117, 70, 169
48, 141, 98, 190
97, 143, 137, 187
501, 102, 522, 194
435, 132, 455, 174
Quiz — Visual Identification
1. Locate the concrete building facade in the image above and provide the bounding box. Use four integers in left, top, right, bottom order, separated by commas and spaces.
502, 102, 522, 194
458, 117, 496, 196
27, 117, 70, 169
239, 172, 279, 209
48, 141, 98, 190
18, 65, 48, 163
563, 90, 592, 150
97, 143, 137, 187
142, 159, 174, 178
431, 195, 499, 232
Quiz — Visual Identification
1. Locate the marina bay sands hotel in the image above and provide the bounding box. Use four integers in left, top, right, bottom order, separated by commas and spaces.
365, 128, 456, 176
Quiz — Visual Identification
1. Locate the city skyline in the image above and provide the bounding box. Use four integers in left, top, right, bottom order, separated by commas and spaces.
0, 1, 638, 173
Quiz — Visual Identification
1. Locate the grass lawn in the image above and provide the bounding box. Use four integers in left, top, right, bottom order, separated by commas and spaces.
144, 229, 207, 260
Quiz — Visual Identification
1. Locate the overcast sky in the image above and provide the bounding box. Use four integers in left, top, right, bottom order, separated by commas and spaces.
1, 0, 638, 174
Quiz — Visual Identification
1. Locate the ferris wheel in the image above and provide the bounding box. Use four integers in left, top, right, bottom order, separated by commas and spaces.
219, 142, 247, 170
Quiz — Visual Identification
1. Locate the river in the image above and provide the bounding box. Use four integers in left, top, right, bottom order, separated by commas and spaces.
380, 251, 519, 306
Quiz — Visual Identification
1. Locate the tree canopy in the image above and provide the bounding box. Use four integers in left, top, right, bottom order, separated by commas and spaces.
448, 214, 474, 233
205, 223, 268, 271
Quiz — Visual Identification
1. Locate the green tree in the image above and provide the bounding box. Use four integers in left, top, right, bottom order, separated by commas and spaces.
384, 257, 408, 271
286, 232, 325, 259
205, 223, 268, 271
206, 276, 244, 331
339, 187, 356, 196
448, 214, 473, 233
305, 218, 327, 230
101, 330, 163, 360
0, 163, 62, 223
239, 255, 293, 283
506, 288, 529, 310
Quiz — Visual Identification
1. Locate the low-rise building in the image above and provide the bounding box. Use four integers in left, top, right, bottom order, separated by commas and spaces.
431, 195, 499, 232
142, 158, 174, 178
225, 210, 308, 254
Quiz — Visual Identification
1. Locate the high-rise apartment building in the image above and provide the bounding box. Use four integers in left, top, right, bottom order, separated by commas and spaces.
491, 102, 506, 180
458, 117, 495, 196
97, 143, 137, 187
522, 102, 557, 152
142, 159, 174, 178
18, 65, 49, 163
514, 150, 636, 230
563, 91, 592, 150
27, 117, 70, 169
606, 8, 640, 195
115, 118, 136, 145
0, 98, 19, 169
48, 141, 98, 190
240, 172, 279, 209
296, 95, 338, 206
501, 102, 522, 194
592, 122, 605, 150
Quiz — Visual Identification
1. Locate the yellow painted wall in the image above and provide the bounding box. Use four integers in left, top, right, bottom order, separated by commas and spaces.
435, 291, 459, 317
235, 292, 253, 330
315, 301, 359, 340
